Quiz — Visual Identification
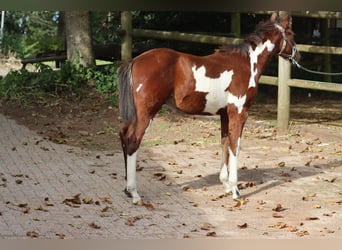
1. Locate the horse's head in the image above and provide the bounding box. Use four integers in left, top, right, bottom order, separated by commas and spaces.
271, 13, 300, 62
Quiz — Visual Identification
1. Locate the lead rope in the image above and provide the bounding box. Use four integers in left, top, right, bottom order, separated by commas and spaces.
290, 59, 342, 76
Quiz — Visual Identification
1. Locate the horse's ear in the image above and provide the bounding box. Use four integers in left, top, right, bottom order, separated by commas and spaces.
288, 16, 293, 28
281, 15, 292, 28
270, 12, 278, 22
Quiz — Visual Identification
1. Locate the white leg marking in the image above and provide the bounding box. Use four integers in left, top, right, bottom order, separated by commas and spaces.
227, 92, 246, 114
248, 39, 275, 89
219, 163, 231, 193
192, 65, 234, 114
228, 137, 241, 199
127, 152, 141, 204
136, 83, 143, 93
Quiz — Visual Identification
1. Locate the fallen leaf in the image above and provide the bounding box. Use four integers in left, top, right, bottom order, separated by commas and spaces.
238, 182, 256, 190
82, 197, 94, 204
277, 161, 286, 167
183, 233, 190, 238
15, 179, 23, 184
300, 146, 312, 153
62, 193, 82, 207
18, 203, 28, 208
206, 231, 217, 237
313, 204, 321, 209
257, 200, 266, 205
99, 196, 113, 204
154, 173, 166, 181
237, 223, 248, 229
271, 222, 287, 229
272, 204, 286, 212
323, 212, 335, 217
211, 193, 227, 201
26, 231, 39, 238
285, 225, 298, 232
22, 207, 30, 214
56, 233, 67, 239
165, 192, 171, 196
101, 206, 115, 213
201, 222, 214, 231
296, 230, 309, 237
34, 205, 48, 212
305, 216, 319, 221
320, 228, 335, 234
143, 201, 155, 211
125, 215, 143, 226
44, 197, 54, 207
182, 186, 195, 192
89, 222, 101, 229
324, 177, 337, 183
234, 198, 248, 208
328, 200, 342, 205
302, 193, 317, 201
272, 213, 284, 218
11, 173, 23, 177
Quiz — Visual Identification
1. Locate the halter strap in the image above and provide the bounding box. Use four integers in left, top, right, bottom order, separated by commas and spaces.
274, 24, 287, 55
274, 23, 297, 61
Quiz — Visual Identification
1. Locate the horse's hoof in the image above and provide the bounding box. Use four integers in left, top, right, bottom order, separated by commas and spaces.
232, 188, 241, 199
134, 199, 143, 206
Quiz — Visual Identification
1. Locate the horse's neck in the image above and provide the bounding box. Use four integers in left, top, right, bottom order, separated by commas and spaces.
248, 39, 277, 82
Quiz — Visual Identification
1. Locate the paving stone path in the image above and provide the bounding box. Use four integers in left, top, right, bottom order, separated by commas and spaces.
0, 112, 341, 239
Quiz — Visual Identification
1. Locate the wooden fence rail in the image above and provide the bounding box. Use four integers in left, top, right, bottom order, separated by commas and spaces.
121, 11, 342, 134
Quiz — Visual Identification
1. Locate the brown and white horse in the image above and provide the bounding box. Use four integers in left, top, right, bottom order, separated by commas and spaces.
118, 13, 300, 204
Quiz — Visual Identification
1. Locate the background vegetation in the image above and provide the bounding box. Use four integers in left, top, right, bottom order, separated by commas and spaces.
0, 11, 341, 104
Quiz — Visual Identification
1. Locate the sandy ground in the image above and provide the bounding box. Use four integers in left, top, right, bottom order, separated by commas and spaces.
0, 60, 341, 238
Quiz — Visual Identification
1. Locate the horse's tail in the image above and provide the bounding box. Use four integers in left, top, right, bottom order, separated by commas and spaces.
118, 62, 136, 124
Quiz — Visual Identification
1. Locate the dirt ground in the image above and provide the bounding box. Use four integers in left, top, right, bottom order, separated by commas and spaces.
0, 62, 342, 238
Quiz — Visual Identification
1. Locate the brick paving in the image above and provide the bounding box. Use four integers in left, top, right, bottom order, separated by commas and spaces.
1, 112, 341, 239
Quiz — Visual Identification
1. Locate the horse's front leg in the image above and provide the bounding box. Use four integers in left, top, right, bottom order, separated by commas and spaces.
222, 105, 247, 199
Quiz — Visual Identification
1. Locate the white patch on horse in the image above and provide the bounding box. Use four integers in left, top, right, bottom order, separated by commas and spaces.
136, 83, 143, 93
126, 152, 141, 204
248, 39, 275, 89
227, 92, 246, 114
192, 65, 234, 114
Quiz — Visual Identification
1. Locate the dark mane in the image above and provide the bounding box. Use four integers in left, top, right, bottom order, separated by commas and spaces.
219, 18, 279, 55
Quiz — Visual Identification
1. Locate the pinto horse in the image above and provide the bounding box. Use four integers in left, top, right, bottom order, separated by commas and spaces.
118, 13, 300, 204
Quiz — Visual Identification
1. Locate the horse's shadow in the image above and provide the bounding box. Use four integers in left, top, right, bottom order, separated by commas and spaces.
178, 159, 342, 198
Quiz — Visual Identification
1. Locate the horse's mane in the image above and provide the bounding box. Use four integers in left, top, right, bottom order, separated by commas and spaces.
219, 17, 280, 55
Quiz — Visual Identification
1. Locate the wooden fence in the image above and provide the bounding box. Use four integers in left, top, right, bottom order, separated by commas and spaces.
120, 11, 342, 134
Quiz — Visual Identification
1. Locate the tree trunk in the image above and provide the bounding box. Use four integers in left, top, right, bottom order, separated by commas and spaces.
65, 11, 94, 66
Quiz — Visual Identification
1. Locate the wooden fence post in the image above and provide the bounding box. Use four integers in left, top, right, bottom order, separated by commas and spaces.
121, 11, 132, 62
276, 11, 291, 135
277, 57, 291, 135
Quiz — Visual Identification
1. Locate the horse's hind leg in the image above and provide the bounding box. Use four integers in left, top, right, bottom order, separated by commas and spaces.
119, 124, 128, 180
120, 117, 152, 204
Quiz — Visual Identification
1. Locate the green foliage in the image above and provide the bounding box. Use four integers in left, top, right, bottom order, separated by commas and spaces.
85, 65, 118, 105
1, 11, 62, 57
0, 62, 119, 105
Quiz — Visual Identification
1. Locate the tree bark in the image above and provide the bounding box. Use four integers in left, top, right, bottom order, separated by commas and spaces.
65, 11, 94, 66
